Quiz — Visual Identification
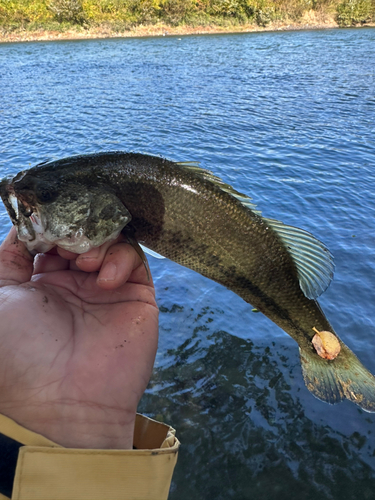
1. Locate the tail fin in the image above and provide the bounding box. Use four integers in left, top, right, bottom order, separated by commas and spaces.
300, 341, 375, 412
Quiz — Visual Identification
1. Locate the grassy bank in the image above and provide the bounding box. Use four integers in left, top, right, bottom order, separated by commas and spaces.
0, 0, 374, 43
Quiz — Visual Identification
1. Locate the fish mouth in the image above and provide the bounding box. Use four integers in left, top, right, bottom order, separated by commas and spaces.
4, 169, 44, 220
1, 180, 52, 253
6, 183, 36, 220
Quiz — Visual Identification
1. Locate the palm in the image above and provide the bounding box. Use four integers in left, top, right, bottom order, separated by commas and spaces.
0, 229, 158, 448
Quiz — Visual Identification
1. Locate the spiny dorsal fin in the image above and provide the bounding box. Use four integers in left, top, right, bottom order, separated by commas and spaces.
176, 162, 261, 215
264, 218, 334, 300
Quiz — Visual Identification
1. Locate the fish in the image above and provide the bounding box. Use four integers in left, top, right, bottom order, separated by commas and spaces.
1, 151, 375, 412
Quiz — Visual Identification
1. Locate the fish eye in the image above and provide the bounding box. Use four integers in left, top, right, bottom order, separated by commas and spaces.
36, 187, 58, 204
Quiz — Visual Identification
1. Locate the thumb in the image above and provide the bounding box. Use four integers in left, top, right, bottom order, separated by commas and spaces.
0, 227, 34, 286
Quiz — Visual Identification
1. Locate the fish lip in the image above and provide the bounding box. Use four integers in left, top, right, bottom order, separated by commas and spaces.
17, 193, 35, 214
10, 184, 37, 217
0, 177, 15, 197
1, 180, 36, 221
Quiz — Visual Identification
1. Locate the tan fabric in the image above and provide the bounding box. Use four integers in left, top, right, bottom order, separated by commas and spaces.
0, 414, 59, 448
0, 413, 179, 500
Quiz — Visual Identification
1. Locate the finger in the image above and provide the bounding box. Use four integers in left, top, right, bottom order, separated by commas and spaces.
0, 227, 34, 285
33, 252, 70, 275
75, 237, 122, 273
79, 280, 157, 306
57, 247, 80, 261
96, 242, 152, 290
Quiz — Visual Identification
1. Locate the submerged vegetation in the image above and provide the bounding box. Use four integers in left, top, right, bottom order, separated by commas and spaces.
0, 0, 374, 38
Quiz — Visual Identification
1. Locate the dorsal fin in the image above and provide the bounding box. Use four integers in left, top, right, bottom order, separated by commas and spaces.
176, 162, 261, 215
176, 162, 333, 299
264, 218, 334, 300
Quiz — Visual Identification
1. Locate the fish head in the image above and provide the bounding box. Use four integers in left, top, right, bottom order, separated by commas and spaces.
0, 169, 131, 254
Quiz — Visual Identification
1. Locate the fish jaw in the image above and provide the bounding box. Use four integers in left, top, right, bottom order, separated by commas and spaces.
17, 205, 55, 254
17, 206, 117, 255
3, 189, 86, 254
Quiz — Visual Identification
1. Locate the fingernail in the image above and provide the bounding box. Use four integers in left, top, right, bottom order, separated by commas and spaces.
98, 262, 117, 282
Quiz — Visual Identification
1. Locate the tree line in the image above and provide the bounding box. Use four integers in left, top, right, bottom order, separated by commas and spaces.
0, 0, 374, 34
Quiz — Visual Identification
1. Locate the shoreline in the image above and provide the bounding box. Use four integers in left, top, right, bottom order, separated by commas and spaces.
0, 18, 374, 44
0, 19, 358, 44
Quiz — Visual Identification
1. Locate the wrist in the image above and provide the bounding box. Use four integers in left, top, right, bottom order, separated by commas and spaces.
0, 403, 137, 449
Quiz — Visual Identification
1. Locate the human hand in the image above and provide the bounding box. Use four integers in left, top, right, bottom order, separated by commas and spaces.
0, 227, 158, 449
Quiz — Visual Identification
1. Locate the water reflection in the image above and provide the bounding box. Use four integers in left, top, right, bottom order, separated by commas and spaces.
139, 311, 375, 500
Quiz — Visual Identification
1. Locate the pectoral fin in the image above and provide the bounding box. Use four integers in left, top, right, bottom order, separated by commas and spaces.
140, 244, 165, 260
123, 231, 151, 282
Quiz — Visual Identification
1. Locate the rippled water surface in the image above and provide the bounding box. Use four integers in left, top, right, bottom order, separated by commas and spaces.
1, 27, 375, 499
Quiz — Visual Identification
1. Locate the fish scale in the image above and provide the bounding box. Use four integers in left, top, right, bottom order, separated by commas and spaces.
1, 151, 375, 412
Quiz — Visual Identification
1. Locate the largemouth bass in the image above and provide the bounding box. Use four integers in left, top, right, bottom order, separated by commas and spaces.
1, 152, 375, 412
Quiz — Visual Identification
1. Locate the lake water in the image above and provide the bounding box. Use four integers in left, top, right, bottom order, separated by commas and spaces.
1, 27, 375, 500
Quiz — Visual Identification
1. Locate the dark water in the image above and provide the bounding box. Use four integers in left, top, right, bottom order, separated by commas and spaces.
1, 27, 375, 499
